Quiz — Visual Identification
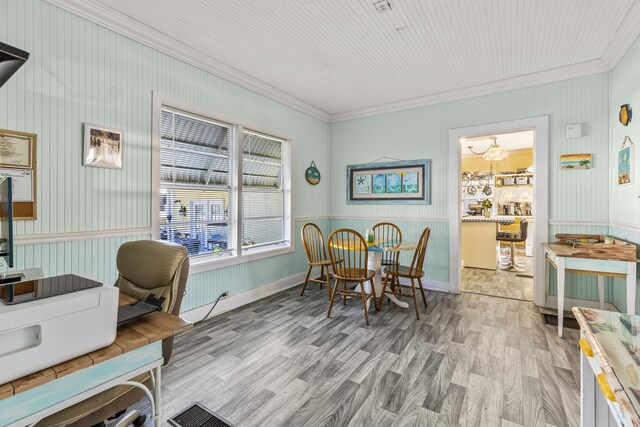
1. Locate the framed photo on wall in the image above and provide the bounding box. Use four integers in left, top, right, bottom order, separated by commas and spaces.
618, 136, 634, 185
83, 124, 124, 169
347, 159, 431, 204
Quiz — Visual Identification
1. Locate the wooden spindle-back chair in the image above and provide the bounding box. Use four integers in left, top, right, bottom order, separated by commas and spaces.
372, 222, 402, 266
300, 223, 333, 297
381, 227, 431, 319
326, 228, 379, 325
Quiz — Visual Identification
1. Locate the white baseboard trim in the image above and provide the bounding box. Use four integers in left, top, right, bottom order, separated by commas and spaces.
396, 277, 451, 293
424, 279, 451, 293
544, 296, 618, 312
180, 268, 319, 323
181, 270, 450, 323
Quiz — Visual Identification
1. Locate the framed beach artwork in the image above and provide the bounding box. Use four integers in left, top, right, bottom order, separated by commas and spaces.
346, 159, 431, 204
560, 153, 592, 170
618, 136, 634, 185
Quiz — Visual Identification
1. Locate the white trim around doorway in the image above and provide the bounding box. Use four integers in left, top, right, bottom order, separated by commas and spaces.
448, 116, 549, 307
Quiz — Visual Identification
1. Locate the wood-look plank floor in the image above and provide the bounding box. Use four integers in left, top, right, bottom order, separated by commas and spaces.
151, 284, 580, 427
462, 248, 534, 301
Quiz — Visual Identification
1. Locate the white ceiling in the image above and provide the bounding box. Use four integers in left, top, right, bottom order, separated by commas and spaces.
48, 0, 640, 122
461, 130, 533, 156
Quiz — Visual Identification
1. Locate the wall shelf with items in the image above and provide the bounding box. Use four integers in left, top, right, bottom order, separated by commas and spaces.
494, 173, 533, 188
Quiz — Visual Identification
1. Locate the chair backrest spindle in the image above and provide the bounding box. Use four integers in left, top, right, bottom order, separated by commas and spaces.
328, 228, 368, 279
409, 227, 431, 276
373, 222, 402, 265
301, 223, 327, 264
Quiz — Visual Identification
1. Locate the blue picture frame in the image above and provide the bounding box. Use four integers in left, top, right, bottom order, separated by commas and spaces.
346, 159, 431, 204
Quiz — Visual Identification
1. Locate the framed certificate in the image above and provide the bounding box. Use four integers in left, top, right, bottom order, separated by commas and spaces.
0, 129, 37, 219
0, 129, 35, 169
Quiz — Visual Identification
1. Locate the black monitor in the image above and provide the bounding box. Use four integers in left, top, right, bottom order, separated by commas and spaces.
0, 177, 14, 268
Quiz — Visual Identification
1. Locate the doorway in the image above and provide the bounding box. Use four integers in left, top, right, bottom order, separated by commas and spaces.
448, 116, 549, 307
459, 131, 534, 300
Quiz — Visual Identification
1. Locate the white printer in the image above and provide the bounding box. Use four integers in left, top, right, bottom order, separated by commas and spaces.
0, 274, 118, 384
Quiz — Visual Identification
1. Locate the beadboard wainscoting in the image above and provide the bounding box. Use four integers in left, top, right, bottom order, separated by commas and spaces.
329, 72, 611, 305
609, 224, 640, 314
328, 217, 449, 285
0, 0, 330, 315
609, 31, 640, 314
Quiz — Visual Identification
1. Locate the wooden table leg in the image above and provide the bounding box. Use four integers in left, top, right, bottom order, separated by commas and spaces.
628, 262, 637, 315
557, 257, 565, 338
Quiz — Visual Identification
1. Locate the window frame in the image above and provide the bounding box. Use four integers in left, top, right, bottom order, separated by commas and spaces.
152, 92, 294, 274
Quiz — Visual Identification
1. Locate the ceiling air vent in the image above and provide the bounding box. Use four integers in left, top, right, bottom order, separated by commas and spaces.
374, 0, 391, 12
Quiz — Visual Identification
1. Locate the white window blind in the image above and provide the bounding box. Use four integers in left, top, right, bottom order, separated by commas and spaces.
160, 108, 233, 257
241, 130, 286, 249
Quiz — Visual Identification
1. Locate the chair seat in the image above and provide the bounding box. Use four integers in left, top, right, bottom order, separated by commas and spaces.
497, 232, 524, 242
384, 264, 424, 278
334, 268, 376, 281
308, 258, 332, 266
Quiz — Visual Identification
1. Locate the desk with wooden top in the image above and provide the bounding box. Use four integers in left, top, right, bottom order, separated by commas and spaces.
0, 293, 192, 427
543, 234, 638, 338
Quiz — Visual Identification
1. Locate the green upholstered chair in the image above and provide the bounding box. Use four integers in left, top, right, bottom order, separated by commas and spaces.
37, 240, 189, 427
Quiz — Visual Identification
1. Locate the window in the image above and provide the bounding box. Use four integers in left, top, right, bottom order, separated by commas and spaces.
242, 130, 286, 250
160, 109, 233, 257
155, 101, 292, 270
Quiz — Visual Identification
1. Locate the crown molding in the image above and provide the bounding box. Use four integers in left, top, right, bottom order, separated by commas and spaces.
329, 59, 611, 122
44, 0, 331, 123
600, 1, 640, 69
44, 0, 639, 126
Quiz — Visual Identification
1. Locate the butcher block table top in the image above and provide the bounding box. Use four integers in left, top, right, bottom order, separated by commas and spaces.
0, 293, 192, 400
543, 234, 639, 263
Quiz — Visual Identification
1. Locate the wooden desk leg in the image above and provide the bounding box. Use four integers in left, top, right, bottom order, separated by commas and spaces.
557, 257, 565, 338
628, 262, 637, 315
597, 276, 605, 310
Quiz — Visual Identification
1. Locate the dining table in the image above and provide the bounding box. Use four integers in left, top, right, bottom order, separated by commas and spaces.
330, 237, 417, 310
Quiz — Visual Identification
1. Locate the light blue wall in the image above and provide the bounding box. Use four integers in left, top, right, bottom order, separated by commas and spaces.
3, 0, 636, 313
0, 0, 330, 312
329, 73, 611, 300
610, 35, 640, 312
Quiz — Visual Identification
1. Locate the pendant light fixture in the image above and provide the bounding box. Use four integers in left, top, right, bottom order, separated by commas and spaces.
468, 136, 509, 161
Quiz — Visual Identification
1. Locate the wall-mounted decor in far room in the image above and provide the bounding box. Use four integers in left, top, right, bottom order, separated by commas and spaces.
346, 159, 431, 204
618, 136, 634, 185
560, 153, 592, 169
83, 124, 123, 169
